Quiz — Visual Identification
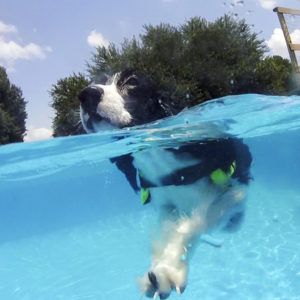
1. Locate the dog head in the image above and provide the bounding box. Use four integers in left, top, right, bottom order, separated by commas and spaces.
79, 69, 168, 133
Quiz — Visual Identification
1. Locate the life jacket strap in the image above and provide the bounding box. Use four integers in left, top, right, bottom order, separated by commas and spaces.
140, 161, 237, 204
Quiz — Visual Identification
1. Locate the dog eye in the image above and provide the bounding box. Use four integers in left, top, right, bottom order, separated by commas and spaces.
126, 77, 139, 86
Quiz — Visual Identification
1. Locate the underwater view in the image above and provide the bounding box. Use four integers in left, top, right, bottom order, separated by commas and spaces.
1, 94, 300, 299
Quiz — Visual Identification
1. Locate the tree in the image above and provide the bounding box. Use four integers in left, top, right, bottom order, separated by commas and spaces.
254, 55, 293, 95
88, 15, 294, 111
180, 16, 265, 98
0, 66, 27, 145
50, 73, 89, 137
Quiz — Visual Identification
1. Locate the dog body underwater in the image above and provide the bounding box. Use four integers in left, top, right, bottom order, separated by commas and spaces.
79, 70, 252, 299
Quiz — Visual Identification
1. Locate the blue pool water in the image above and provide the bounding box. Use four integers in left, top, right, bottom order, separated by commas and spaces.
1, 94, 300, 299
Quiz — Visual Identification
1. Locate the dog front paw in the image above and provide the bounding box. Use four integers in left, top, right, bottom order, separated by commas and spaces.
138, 269, 186, 299
145, 271, 171, 299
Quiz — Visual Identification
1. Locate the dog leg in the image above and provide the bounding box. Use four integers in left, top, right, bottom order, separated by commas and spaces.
205, 186, 246, 229
138, 185, 246, 299
200, 233, 224, 247
138, 210, 208, 299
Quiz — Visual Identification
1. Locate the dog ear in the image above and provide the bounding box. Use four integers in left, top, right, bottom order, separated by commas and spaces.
110, 154, 140, 192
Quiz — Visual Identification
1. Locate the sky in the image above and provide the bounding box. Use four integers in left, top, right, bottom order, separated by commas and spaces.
0, 0, 300, 142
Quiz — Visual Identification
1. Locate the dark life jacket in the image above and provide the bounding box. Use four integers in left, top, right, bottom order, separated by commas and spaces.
111, 138, 252, 205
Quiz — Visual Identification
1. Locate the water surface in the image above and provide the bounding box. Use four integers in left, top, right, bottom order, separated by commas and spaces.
0, 94, 300, 299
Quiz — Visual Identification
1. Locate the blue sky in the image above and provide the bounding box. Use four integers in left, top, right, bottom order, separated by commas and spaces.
0, 0, 299, 141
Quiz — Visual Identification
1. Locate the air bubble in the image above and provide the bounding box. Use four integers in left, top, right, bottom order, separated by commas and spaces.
180, 254, 187, 261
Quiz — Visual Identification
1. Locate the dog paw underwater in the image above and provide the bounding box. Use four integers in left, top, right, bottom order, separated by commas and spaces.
78, 69, 253, 299
138, 270, 186, 299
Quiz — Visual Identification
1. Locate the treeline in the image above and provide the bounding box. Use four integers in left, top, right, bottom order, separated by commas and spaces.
0, 66, 27, 145
51, 15, 296, 137
50, 74, 89, 137
0, 15, 298, 144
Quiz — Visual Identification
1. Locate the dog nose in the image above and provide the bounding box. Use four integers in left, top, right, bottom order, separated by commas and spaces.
78, 86, 104, 113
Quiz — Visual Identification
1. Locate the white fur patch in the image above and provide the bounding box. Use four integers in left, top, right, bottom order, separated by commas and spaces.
94, 81, 132, 127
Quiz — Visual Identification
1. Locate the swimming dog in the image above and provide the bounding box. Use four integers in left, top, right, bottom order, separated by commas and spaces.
79, 69, 252, 299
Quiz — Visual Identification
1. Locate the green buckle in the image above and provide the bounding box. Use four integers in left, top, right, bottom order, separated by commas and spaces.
210, 161, 236, 188
141, 188, 151, 205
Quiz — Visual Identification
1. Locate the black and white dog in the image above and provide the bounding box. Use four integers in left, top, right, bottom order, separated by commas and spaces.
79, 70, 252, 299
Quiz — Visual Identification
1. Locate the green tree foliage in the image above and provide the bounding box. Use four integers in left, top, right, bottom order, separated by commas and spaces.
0, 66, 27, 145
50, 73, 89, 137
254, 55, 293, 95
88, 15, 294, 111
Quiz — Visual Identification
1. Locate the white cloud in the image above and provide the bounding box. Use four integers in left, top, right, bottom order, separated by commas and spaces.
266, 28, 288, 58
0, 20, 51, 71
291, 29, 300, 45
266, 28, 300, 58
24, 126, 53, 142
87, 30, 109, 48
0, 37, 47, 61
0, 20, 17, 34
258, 0, 277, 10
